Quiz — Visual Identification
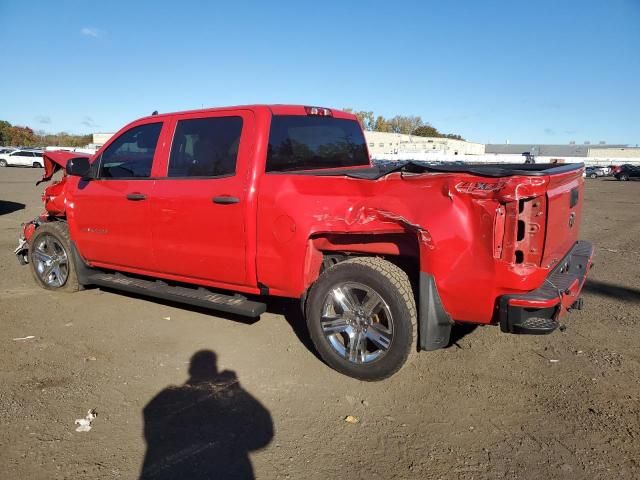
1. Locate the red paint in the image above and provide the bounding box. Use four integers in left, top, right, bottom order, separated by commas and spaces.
28, 105, 592, 325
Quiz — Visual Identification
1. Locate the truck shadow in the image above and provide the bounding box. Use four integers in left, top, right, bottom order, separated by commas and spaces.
583, 279, 640, 303
98, 288, 262, 326
139, 349, 273, 480
0, 200, 25, 216
447, 323, 479, 348
96, 286, 322, 359
96, 287, 483, 359
266, 297, 323, 361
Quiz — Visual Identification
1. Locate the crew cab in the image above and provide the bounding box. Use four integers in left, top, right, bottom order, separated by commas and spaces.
15, 105, 594, 380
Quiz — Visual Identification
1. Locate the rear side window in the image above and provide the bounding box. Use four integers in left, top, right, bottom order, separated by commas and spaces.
99, 123, 162, 178
266, 116, 369, 172
168, 116, 243, 177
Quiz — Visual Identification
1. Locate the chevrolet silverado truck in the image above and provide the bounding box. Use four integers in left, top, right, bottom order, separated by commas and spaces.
15, 105, 594, 380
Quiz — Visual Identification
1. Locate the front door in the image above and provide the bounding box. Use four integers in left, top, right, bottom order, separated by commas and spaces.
71, 121, 165, 271
150, 111, 253, 287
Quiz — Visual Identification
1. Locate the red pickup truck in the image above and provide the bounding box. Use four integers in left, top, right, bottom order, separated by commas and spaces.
15, 105, 594, 380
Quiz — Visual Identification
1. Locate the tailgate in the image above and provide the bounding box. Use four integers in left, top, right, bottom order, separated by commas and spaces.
541, 168, 584, 268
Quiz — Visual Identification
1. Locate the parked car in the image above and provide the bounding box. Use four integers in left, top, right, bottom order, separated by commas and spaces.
0, 147, 17, 155
614, 164, 640, 181
0, 149, 44, 167
584, 166, 606, 178
14, 105, 594, 380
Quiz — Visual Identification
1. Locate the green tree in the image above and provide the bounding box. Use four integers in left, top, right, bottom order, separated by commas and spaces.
7, 125, 36, 146
412, 125, 441, 137
343, 108, 375, 131
340, 110, 464, 140
374, 116, 392, 132
0, 120, 11, 145
388, 115, 423, 134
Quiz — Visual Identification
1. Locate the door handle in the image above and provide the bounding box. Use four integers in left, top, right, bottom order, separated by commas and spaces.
212, 195, 240, 205
126, 193, 147, 201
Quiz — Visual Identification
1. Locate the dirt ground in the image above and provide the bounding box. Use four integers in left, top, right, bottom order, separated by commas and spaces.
0, 167, 638, 480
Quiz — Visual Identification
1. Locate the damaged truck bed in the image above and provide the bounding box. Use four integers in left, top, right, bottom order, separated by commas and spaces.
15, 105, 594, 380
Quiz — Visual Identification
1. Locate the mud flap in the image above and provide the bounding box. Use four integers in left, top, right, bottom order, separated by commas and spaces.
419, 272, 453, 351
70, 241, 96, 285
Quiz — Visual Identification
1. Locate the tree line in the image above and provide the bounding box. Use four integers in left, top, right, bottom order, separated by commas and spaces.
0, 120, 92, 148
343, 109, 464, 140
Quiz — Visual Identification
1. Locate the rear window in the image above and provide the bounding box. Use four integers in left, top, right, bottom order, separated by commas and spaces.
266, 115, 369, 172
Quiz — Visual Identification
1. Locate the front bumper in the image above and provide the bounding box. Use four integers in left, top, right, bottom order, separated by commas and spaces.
499, 240, 594, 334
14, 218, 40, 265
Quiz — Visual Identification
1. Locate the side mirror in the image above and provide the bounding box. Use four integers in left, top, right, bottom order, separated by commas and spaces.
66, 157, 92, 178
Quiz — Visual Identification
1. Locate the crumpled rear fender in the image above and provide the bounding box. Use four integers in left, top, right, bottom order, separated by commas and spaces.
37, 151, 90, 186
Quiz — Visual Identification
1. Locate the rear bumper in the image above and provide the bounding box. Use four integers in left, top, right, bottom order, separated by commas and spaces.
499, 240, 594, 334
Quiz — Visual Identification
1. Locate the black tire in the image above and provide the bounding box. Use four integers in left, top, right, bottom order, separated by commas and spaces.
305, 257, 416, 381
618, 174, 629, 181
590, 173, 597, 178
28, 222, 81, 292
0, 159, 7, 167
33, 162, 42, 168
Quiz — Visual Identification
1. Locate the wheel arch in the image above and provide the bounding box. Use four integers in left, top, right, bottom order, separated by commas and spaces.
300, 232, 422, 310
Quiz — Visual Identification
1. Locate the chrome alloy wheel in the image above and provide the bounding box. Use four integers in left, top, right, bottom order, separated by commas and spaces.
32, 234, 69, 288
321, 282, 394, 364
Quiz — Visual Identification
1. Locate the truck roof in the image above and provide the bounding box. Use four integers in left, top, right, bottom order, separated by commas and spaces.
135, 104, 358, 122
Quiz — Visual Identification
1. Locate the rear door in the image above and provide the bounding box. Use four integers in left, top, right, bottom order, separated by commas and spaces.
71, 120, 167, 271
149, 110, 253, 287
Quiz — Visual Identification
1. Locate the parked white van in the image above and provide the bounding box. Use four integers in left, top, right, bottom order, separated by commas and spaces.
0, 149, 44, 168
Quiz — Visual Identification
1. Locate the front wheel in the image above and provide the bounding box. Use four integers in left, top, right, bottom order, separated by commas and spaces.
618, 174, 629, 181
305, 257, 416, 381
590, 173, 597, 178
0, 159, 7, 167
28, 222, 81, 292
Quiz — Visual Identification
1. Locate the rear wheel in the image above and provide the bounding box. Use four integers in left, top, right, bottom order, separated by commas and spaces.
33, 161, 42, 168
590, 173, 597, 178
618, 174, 629, 181
305, 257, 416, 381
0, 159, 7, 167
28, 222, 80, 292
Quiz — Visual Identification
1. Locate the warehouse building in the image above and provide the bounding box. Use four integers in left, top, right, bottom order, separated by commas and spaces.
92, 133, 114, 146
364, 131, 485, 156
485, 143, 628, 157
587, 146, 640, 158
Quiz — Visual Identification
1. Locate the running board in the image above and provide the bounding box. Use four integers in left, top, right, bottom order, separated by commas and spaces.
88, 272, 267, 317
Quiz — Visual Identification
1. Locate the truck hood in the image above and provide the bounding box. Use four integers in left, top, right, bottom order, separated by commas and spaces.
37, 150, 91, 185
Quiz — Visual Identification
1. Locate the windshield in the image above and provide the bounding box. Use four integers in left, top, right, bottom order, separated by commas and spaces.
266, 115, 369, 172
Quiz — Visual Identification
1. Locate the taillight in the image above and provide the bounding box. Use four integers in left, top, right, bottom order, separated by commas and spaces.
304, 106, 333, 117
502, 196, 546, 266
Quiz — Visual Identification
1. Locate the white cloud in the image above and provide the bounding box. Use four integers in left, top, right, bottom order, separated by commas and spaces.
81, 116, 99, 129
81, 27, 100, 38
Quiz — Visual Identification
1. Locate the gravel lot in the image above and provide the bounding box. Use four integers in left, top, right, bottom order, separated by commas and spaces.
1, 167, 639, 479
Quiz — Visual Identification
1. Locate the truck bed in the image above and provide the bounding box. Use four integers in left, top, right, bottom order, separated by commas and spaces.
296, 161, 584, 179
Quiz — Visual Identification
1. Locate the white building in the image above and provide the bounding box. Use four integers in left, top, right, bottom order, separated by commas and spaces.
92, 133, 114, 146
364, 131, 485, 157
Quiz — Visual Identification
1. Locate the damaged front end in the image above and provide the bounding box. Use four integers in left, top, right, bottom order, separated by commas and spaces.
14, 217, 44, 264
14, 150, 89, 265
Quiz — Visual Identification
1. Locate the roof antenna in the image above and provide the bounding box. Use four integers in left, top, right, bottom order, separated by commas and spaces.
151, 110, 158, 116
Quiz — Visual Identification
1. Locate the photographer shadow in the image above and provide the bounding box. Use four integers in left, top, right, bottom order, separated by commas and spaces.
139, 350, 273, 480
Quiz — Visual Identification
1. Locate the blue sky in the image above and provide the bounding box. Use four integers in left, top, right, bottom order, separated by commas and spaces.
1, 0, 638, 144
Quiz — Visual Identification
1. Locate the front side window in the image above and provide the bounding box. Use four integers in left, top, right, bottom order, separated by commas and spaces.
168, 116, 243, 177
98, 123, 162, 178
266, 116, 369, 172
